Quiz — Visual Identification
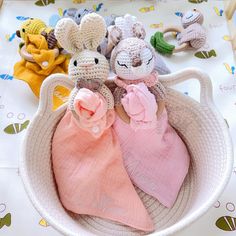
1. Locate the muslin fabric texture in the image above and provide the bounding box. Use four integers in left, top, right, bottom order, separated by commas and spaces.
52, 13, 154, 232
113, 77, 190, 208
52, 108, 154, 232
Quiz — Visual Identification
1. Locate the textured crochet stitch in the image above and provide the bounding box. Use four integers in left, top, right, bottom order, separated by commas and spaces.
52, 12, 154, 232
110, 35, 190, 208
177, 9, 206, 49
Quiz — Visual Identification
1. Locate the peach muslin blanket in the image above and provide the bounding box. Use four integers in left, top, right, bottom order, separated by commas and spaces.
114, 81, 190, 208
52, 89, 154, 232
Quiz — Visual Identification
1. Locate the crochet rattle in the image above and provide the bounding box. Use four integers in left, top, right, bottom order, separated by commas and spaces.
110, 32, 190, 208
52, 13, 154, 232
151, 9, 206, 55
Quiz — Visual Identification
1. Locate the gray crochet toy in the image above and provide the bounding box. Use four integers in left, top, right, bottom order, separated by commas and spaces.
63, 8, 116, 27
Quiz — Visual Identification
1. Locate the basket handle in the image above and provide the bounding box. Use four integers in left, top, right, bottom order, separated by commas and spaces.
38, 73, 74, 115
159, 67, 213, 106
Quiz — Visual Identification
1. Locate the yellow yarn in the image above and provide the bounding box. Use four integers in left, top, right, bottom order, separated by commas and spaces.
19, 18, 52, 41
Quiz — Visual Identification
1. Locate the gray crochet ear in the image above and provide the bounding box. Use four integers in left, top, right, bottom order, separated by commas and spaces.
80, 13, 106, 51
55, 18, 83, 54
132, 22, 146, 39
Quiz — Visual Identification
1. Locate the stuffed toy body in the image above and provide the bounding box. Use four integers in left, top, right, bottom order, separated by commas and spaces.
110, 37, 190, 208
52, 13, 154, 232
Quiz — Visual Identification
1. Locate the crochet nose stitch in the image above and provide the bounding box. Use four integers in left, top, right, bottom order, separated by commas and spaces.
132, 57, 142, 67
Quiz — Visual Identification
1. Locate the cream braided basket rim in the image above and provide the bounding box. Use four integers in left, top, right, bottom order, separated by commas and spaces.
20, 68, 233, 236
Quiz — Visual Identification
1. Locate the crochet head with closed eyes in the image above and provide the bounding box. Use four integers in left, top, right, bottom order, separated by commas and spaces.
55, 13, 109, 83
110, 37, 155, 80
181, 9, 204, 28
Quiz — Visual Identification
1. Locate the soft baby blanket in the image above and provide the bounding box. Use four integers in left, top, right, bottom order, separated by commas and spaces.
14, 34, 70, 108
52, 87, 154, 232
114, 78, 190, 208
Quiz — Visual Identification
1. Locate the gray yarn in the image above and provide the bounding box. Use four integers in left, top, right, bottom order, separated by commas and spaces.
63, 8, 93, 25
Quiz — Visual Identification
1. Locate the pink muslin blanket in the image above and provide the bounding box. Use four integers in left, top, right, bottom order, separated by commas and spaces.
114, 80, 190, 208
121, 83, 157, 130
52, 89, 154, 232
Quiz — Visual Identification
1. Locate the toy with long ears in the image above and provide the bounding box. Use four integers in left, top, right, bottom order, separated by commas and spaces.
52, 13, 154, 232
109, 32, 190, 208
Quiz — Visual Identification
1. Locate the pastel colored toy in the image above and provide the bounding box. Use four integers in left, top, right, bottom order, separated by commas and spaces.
53, 13, 154, 232
110, 35, 190, 207
16, 18, 57, 49
151, 9, 206, 55
107, 14, 171, 75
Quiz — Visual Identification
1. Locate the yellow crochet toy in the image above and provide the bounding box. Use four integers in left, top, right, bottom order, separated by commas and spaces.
14, 34, 70, 109
16, 18, 57, 49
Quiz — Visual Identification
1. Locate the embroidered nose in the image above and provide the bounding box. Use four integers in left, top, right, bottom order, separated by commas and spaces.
132, 57, 142, 67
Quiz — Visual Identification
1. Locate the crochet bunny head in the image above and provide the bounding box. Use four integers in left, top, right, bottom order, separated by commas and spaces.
55, 13, 109, 83
181, 9, 204, 29
110, 37, 155, 80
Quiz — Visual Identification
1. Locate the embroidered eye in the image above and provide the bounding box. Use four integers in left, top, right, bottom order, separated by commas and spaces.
73, 60, 77, 66
22, 28, 25, 33
94, 58, 99, 64
117, 61, 128, 68
77, 14, 81, 18
147, 55, 153, 65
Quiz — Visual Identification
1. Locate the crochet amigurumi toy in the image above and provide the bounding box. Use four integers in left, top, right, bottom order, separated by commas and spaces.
177, 9, 206, 49
107, 14, 170, 74
16, 18, 57, 49
109, 29, 190, 208
52, 12, 154, 232
63, 7, 116, 27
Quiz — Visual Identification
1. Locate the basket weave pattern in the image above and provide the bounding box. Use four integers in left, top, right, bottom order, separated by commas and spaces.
20, 69, 233, 236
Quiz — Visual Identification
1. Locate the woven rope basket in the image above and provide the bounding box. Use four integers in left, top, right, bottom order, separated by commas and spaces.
20, 68, 233, 236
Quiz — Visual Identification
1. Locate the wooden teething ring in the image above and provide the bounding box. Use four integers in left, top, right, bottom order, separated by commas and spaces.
161, 26, 189, 53
151, 25, 190, 55
19, 45, 59, 63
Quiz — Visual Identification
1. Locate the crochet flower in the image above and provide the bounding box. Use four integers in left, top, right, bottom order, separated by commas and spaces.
121, 82, 157, 130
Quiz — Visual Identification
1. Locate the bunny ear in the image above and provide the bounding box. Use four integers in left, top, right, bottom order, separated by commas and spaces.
132, 22, 146, 39
80, 13, 106, 50
55, 18, 83, 54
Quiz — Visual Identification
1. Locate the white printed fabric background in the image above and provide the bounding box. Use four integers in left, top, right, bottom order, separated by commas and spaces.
0, 0, 236, 235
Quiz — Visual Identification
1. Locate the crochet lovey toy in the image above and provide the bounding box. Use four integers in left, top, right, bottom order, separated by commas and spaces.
16, 18, 57, 49
107, 14, 170, 75
52, 13, 154, 232
13, 33, 69, 109
110, 35, 190, 208
151, 9, 206, 55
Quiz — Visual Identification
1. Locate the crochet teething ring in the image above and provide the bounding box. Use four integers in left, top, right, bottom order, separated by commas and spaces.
19, 45, 59, 63
150, 26, 189, 55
